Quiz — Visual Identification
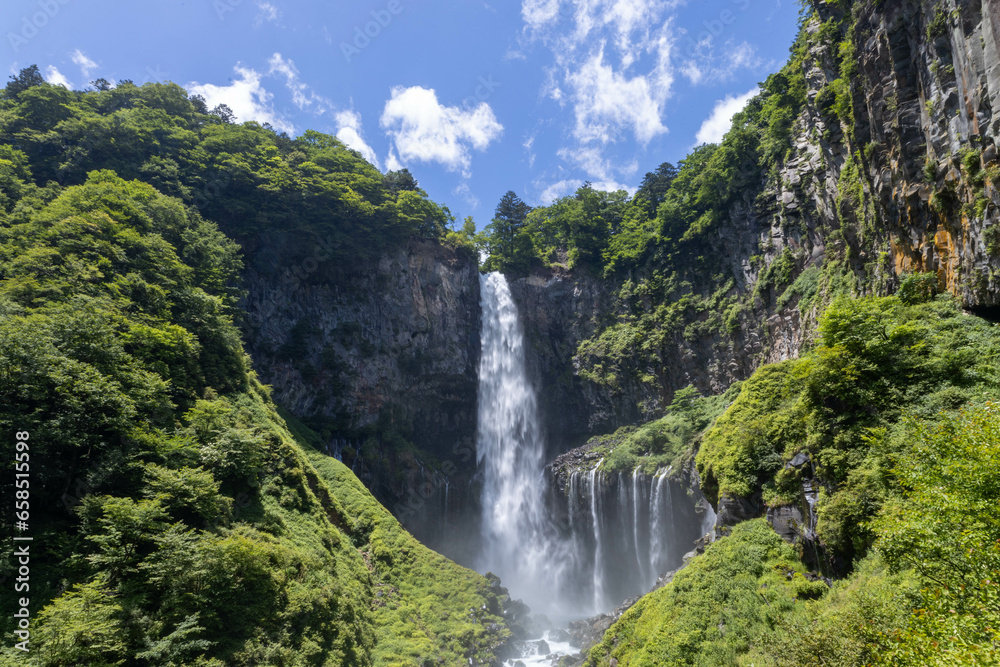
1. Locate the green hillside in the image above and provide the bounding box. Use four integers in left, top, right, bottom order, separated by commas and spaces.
0, 166, 508, 665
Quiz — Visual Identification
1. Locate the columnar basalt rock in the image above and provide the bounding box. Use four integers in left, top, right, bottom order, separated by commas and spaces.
239, 0, 1000, 574
239, 236, 482, 552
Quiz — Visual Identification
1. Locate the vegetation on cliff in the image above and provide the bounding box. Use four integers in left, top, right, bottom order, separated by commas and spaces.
587, 399, 1000, 666
0, 66, 452, 275
562, 0, 1000, 659
0, 125, 507, 665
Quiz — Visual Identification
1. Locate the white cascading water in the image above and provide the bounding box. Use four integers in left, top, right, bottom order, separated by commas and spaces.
588, 464, 604, 612
631, 467, 649, 586
476, 272, 707, 619
477, 272, 566, 613
650, 469, 671, 575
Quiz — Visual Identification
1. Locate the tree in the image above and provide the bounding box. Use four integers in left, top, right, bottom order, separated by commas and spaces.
383, 168, 419, 195
459, 215, 476, 240
90, 78, 113, 92
189, 94, 209, 114
874, 404, 1000, 663
210, 104, 236, 124
5, 65, 45, 100
483, 191, 531, 269
634, 161, 678, 214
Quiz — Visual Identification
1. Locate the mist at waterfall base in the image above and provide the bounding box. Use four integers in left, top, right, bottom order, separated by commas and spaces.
473, 272, 713, 620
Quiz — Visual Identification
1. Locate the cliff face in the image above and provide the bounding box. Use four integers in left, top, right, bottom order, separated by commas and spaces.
505, 270, 618, 456
508, 0, 1000, 458
708, 0, 1000, 535
770, 0, 1000, 308
239, 236, 482, 551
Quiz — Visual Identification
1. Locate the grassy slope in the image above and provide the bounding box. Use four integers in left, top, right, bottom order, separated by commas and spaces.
584, 520, 826, 666
282, 411, 511, 667
584, 520, 921, 667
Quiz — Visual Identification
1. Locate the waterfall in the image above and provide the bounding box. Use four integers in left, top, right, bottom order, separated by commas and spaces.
589, 464, 604, 613
632, 468, 648, 588
474, 271, 703, 617
477, 272, 565, 613
650, 469, 670, 576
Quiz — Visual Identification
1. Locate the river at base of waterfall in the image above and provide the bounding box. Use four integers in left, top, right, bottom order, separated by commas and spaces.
504, 631, 579, 666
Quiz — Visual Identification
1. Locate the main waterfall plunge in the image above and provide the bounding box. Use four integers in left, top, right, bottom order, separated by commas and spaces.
476, 272, 562, 610
475, 273, 710, 617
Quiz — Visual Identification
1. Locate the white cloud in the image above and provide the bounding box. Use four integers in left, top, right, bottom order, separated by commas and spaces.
335, 110, 380, 169
71, 49, 97, 78
590, 179, 634, 195
187, 65, 295, 134
255, 1, 280, 26
539, 178, 582, 203
694, 87, 758, 146
380, 86, 503, 178
521, 0, 678, 182
565, 47, 669, 145
679, 39, 761, 86
385, 149, 404, 172
524, 134, 537, 168
44, 66, 72, 88
522, 0, 562, 31
268, 53, 330, 114
557, 145, 614, 180
454, 182, 480, 208
537, 177, 633, 204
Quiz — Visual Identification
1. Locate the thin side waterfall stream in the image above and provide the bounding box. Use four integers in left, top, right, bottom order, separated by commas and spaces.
474, 272, 711, 626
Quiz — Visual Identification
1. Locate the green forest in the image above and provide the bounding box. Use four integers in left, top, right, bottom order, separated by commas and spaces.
0, 70, 509, 666
2, 0, 1000, 664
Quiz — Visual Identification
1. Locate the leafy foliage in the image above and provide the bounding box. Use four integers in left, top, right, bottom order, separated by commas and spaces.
874, 404, 1000, 664
592, 383, 742, 475
0, 72, 451, 277
0, 152, 506, 665
588, 403, 1000, 666
479, 190, 533, 273
585, 520, 831, 667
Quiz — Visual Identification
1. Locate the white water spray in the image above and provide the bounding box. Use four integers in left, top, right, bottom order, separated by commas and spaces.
477, 273, 564, 612
475, 272, 700, 618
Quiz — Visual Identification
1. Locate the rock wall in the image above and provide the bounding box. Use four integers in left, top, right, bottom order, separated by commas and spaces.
713, 0, 1000, 537
239, 235, 482, 553
509, 0, 1000, 459
505, 269, 618, 457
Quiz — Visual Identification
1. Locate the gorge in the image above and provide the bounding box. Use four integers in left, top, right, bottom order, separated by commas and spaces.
3, 0, 1000, 664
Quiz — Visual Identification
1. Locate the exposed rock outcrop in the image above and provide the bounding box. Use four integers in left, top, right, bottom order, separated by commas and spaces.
512, 0, 1000, 555
239, 237, 482, 553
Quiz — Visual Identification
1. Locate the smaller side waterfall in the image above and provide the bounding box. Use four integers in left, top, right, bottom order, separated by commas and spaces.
631, 468, 649, 587
588, 464, 604, 612
561, 465, 707, 612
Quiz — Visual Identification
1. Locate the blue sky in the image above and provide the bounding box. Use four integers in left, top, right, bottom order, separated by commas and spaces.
5, 0, 801, 227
